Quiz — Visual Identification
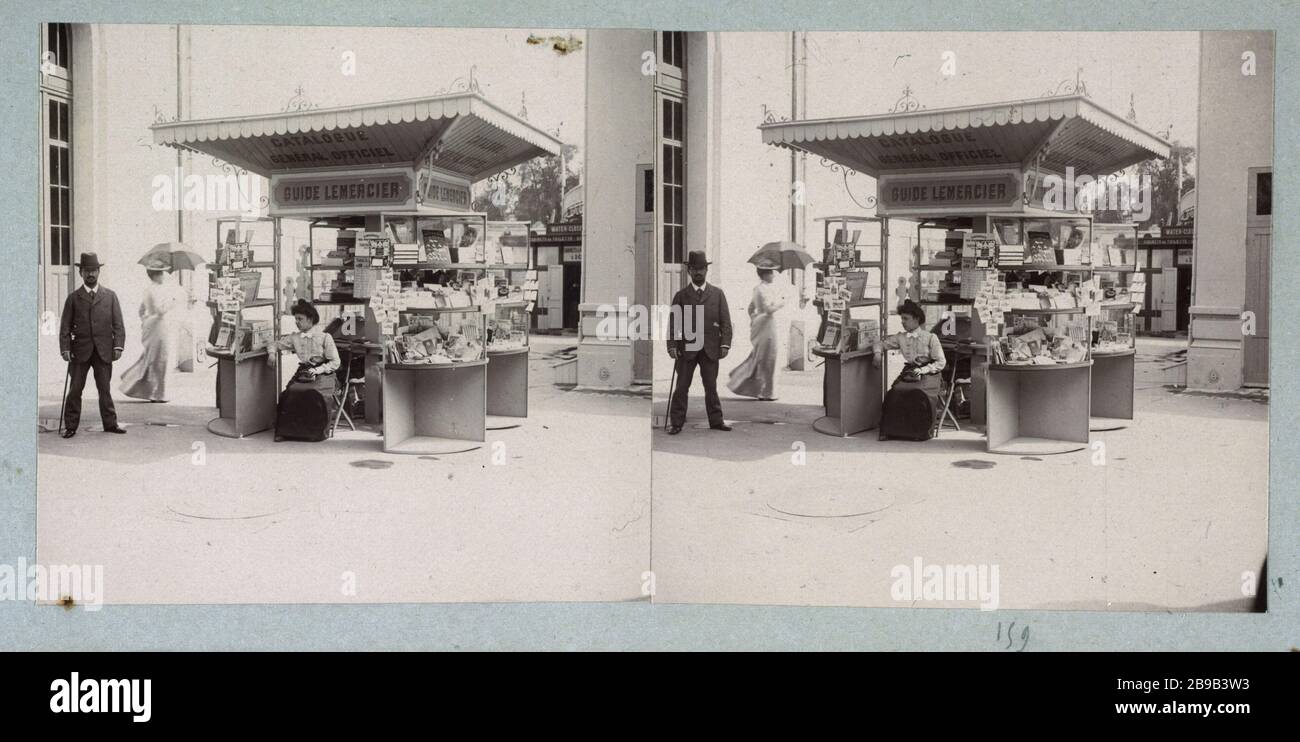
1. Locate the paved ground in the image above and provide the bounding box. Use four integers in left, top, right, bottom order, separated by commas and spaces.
36, 333, 652, 604
35, 328, 1269, 611
651, 337, 1269, 612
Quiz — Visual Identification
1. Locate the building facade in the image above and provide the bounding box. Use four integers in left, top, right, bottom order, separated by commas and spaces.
39, 24, 584, 381
578, 30, 655, 386
1188, 31, 1274, 389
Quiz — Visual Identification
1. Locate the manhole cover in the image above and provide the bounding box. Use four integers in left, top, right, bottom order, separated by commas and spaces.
766, 490, 894, 519
166, 490, 294, 521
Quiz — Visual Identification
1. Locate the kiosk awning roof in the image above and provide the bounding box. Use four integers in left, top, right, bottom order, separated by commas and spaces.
760, 95, 1169, 178
151, 92, 562, 181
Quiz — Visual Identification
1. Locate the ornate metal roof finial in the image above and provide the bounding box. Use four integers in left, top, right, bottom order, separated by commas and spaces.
518, 91, 528, 121
1127, 93, 1137, 122
283, 85, 318, 113
760, 103, 790, 124
1043, 68, 1088, 98
888, 85, 923, 114
436, 66, 482, 96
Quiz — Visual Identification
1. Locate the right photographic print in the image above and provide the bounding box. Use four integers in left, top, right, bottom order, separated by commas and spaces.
647, 31, 1272, 611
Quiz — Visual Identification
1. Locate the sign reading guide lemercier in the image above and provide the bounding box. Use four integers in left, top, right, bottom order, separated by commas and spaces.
274, 172, 412, 208
878, 172, 1020, 210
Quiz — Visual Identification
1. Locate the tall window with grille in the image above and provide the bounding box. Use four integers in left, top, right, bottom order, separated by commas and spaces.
661, 96, 685, 264
654, 31, 688, 305
46, 98, 72, 268
659, 31, 685, 81
40, 23, 74, 312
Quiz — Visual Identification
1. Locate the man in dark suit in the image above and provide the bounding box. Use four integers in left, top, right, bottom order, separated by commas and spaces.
59, 253, 127, 437
666, 250, 733, 435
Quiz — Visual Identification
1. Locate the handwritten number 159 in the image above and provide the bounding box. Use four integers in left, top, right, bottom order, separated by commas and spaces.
997, 621, 1029, 652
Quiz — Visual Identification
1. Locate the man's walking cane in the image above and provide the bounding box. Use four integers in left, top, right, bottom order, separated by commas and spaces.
57, 358, 71, 435
664, 355, 679, 431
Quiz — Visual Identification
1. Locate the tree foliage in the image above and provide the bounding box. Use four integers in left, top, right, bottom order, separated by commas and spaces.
1135, 141, 1196, 229
471, 143, 582, 224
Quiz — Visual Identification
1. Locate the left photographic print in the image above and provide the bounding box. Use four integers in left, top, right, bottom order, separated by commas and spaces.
34, 24, 651, 604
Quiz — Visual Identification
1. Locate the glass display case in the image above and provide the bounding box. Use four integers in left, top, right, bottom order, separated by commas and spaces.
412, 214, 488, 265
1016, 218, 1091, 267
1092, 308, 1136, 354
1092, 223, 1139, 269
385, 307, 484, 364
485, 221, 531, 267
983, 307, 1094, 454
913, 226, 967, 303
989, 310, 1092, 366
488, 303, 530, 351
1089, 304, 1137, 426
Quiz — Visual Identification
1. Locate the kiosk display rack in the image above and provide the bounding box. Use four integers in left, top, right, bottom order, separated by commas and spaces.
985, 307, 1093, 454
810, 215, 888, 437
205, 217, 281, 438
304, 213, 534, 429
152, 90, 565, 449
331, 219, 515, 452
908, 215, 1100, 431
381, 306, 488, 454
759, 93, 1169, 453
1089, 223, 1141, 430
486, 301, 530, 425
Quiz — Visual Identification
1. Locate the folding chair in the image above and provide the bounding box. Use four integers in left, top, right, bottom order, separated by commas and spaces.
937, 350, 967, 433
330, 347, 364, 436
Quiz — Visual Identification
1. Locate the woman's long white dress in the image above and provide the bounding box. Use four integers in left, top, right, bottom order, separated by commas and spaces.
727, 281, 786, 399
120, 279, 183, 401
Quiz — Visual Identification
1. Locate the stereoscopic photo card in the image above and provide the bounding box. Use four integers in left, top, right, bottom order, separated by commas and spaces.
33, 24, 651, 605
11, 5, 1292, 654
648, 31, 1272, 613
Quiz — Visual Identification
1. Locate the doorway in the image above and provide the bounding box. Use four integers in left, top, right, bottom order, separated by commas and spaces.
1244, 227, 1270, 385
563, 262, 581, 330
1176, 261, 1192, 333
1244, 168, 1271, 386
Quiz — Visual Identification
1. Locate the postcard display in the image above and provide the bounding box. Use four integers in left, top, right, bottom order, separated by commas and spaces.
146, 88, 565, 450
1088, 224, 1142, 429
755, 90, 1176, 455
911, 216, 1111, 454
204, 217, 281, 438
306, 213, 536, 451
810, 216, 889, 437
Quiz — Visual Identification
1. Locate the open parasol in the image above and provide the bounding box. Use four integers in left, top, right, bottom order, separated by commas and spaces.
138, 242, 207, 272
747, 241, 815, 271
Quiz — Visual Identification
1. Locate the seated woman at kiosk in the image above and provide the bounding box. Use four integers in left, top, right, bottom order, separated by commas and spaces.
270, 299, 341, 441
875, 300, 947, 440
